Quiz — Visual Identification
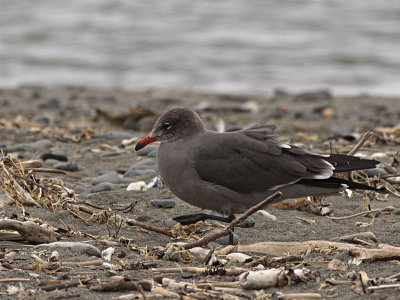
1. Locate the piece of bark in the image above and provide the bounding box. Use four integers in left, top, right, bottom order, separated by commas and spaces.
350, 243, 400, 262
238, 240, 357, 256
36, 241, 101, 257
0, 219, 59, 243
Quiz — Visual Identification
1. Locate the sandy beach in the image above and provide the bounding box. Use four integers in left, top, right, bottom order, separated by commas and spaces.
0, 86, 400, 299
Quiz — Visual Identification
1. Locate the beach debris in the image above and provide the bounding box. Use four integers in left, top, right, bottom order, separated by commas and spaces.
239, 268, 309, 289
126, 181, 147, 191
36, 241, 102, 257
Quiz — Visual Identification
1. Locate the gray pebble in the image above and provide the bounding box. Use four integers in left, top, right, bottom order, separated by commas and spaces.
101, 151, 122, 157
137, 145, 158, 157
91, 182, 115, 193
362, 167, 387, 177
123, 169, 156, 177
236, 217, 256, 228
147, 149, 158, 157
53, 162, 81, 172
8, 139, 53, 153
0, 144, 6, 149
205, 229, 239, 246
151, 199, 176, 208
165, 218, 179, 229
129, 159, 156, 170
67, 184, 90, 193
92, 171, 121, 185
97, 131, 136, 141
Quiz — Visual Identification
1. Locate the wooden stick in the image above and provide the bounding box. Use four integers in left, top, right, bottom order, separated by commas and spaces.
183, 191, 282, 250
326, 206, 394, 220
126, 219, 173, 237
152, 266, 246, 276
347, 131, 374, 156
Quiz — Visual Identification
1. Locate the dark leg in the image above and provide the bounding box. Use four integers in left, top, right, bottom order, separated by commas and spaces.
173, 212, 235, 225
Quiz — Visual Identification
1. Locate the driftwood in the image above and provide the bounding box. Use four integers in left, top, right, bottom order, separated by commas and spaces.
331, 232, 378, 244
238, 240, 358, 256
90, 278, 152, 292
278, 293, 322, 300
326, 206, 394, 220
0, 219, 59, 244
36, 241, 101, 257
350, 243, 400, 262
126, 219, 173, 237
152, 266, 246, 276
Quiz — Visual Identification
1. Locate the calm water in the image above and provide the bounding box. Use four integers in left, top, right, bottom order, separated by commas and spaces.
0, 0, 399, 95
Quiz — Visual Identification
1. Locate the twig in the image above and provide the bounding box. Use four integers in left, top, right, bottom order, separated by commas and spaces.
26, 168, 67, 174
326, 206, 394, 220
367, 284, 400, 291
152, 266, 246, 276
126, 219, 173, 237
347, 131, 374, 156
183, 191, 282, 250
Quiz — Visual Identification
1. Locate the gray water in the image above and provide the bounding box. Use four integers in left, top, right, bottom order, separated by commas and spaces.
0, 0, 399, 95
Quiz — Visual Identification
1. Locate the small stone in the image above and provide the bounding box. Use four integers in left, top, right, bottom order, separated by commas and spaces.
15, 139, 53, 152
137, 145, 158, 157
101, 151, 122, 157
150, 199, 176, 208
236, 217, 256, 228
362, 167, 387, 177
327, 259, 348, 271
91, 183, 115, 193
97, 131, 135, 141
53, 162, 80, 172
68, 184, 89, 193
38, 98, 60, 109
0, 143, 6, 149
123, 169, 156, 177
92, 171, 121, 185
40, 152, 68, 162
129, 159, 156, 170
147, 149, 158, 157
165, 218, 179, 229
205, 229, 239, 246
292, 90, 332, 102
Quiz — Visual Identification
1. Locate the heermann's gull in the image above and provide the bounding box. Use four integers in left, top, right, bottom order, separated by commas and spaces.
135, 107, 379, 224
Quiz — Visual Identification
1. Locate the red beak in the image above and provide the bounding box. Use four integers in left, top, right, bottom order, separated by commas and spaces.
135, 134, 158, 151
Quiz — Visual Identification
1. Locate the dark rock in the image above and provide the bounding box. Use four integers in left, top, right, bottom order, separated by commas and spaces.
40, 152, 68, 162
0, 144, 6, 149
205, 229, 239, 246
123, 169, 156, 177
53, 162, 80, 172
123, 118, 136, 130
92, 171, 121, 185
90, 183, 115, 193
38, 98, 60, 109
150, 199, 176, 208
292, 90, 332, 102
236, 217, 256, 228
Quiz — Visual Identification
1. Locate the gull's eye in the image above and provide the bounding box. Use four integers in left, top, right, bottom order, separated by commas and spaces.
162, 122, 172, 130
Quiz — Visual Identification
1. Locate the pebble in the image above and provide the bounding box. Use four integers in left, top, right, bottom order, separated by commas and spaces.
236, 217, 256, 228
97, 131, 136, 141
101, 151, 123, 157
38, 98, 60, 109
53, 162, 81, 172
92, 171, 121, 185
150, 199, 176, 208
128, 159, 156, 170
165, 218, 179, 229
123, 169, 156, 177
40, 151, 68, 162
91, 182, 115, 193
9, 139, 53, 152
205, 229, 239, 246
362, 167, 387, 177
147, 149, 158, 157
137, 145, 158, 157
0, 143, 6, 149
67, 184, 90, 193
292, 90, 332, 102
